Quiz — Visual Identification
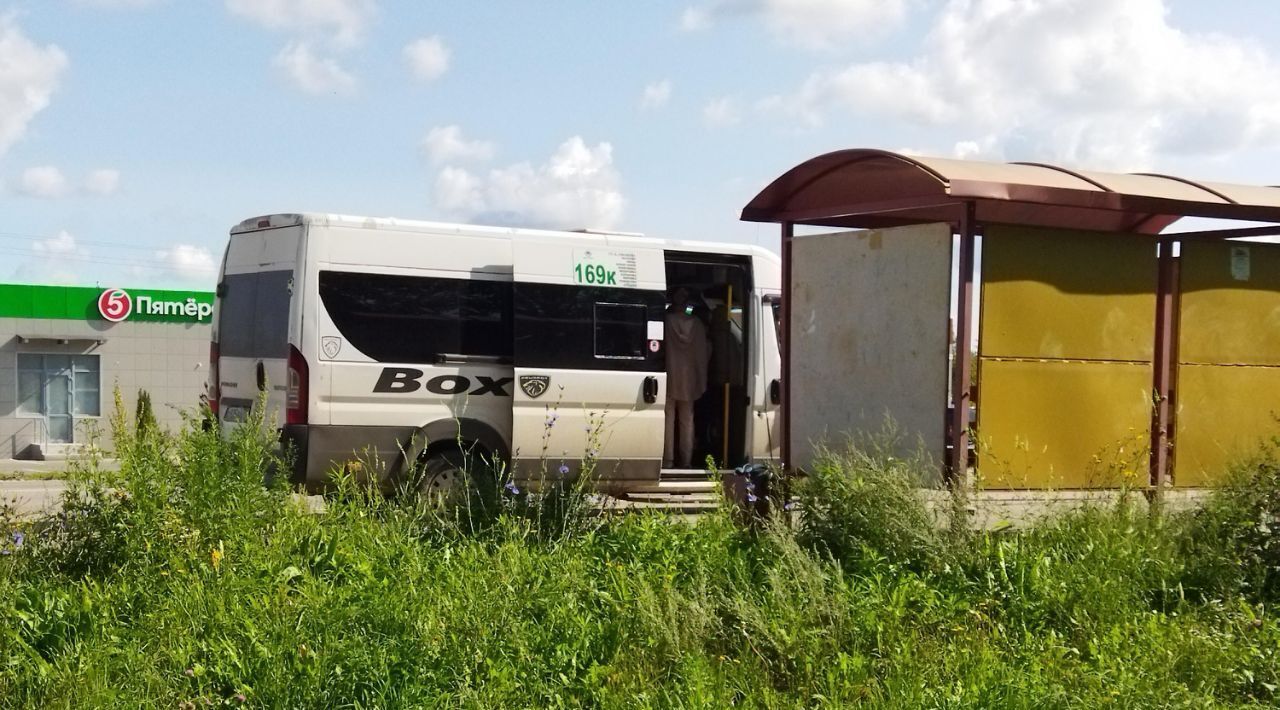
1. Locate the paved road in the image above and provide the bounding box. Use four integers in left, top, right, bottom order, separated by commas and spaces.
1, 479, 69, 518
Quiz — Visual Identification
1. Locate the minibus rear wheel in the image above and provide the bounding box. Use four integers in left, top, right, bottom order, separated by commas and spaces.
416, 446, 497, 505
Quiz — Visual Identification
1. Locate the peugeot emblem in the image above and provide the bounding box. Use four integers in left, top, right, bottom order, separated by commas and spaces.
520, 375, 550, 399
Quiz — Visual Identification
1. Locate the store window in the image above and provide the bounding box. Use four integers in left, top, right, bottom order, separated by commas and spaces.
16, 354, 101, 418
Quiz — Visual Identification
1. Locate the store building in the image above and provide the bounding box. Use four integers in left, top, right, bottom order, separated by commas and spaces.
0, 283, 213, 460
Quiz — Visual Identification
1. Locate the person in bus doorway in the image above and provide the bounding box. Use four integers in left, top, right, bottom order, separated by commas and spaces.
664, 286, 710, 469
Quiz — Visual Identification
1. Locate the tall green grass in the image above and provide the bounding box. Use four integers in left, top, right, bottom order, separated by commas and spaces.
1, 395, 1279, 707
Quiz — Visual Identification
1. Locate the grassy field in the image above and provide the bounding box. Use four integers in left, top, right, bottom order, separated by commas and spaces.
2, 399, 1280, 708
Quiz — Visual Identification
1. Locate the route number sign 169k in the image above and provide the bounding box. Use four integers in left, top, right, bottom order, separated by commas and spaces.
574, 262, 618, 286
572, 249, 639, 288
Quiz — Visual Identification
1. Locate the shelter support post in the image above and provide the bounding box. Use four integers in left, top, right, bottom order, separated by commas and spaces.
780, 222, 793, 471
1150, 240, 1179, 488
948, 202, 977, 484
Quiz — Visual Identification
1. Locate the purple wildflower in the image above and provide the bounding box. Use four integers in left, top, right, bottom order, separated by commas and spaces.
504, 480, 521, 496
783, 501, 795, 511
558, 464, 570, 476
746, 493, 758, 503
12, 532, 24, 548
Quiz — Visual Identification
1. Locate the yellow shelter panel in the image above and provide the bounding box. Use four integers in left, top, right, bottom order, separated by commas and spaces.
1179, 242, 1280, 365
1174, 366, 1280, 487
977, 359, 1152, 489
982, 226, 1157, 361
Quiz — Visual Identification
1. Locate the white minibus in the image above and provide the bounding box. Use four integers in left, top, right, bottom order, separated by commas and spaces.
210, 213, 781, 497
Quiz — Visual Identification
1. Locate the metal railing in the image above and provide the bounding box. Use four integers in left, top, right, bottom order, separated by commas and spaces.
28, 417, 49, 457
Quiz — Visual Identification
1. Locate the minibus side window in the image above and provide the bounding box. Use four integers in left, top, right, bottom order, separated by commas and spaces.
514, 283, 664, 372
594, 302, 647, 360
765, 295, 782, 353
319, 271, 512, 363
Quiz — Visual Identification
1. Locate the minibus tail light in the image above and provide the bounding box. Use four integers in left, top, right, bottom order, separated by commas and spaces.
209, 342, 220, 417
286, 345, 309, 425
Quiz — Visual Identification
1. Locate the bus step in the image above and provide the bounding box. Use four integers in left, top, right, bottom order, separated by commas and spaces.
621, 492, 720, 509
658, 468, 719, 482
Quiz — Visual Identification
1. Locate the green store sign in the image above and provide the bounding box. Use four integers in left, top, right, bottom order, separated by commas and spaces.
0, 283, 215, 324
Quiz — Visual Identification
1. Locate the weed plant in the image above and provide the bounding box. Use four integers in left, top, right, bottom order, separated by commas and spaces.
0, 394, 1279, 707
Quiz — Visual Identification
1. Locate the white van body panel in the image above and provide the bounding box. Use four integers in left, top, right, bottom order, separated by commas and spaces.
214, 214, 781, 493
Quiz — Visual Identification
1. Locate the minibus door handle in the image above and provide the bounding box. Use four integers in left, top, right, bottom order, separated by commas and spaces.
642, 376, 659, 404
769, 379, 782, 406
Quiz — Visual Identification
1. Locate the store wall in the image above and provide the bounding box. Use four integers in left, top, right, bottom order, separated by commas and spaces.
0, 317, 210, 459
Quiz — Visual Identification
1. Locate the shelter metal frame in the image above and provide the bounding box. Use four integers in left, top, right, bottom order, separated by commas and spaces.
742, 149, 1280, 486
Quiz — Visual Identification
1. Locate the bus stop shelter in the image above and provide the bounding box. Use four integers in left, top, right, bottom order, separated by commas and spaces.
743, 149, 1280, 489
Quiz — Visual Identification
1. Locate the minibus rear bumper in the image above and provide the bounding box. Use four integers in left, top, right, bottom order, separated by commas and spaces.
280, 424, 416, 494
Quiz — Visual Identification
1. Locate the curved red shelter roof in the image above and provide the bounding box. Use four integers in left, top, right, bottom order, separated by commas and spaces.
741, 149, 1280, 233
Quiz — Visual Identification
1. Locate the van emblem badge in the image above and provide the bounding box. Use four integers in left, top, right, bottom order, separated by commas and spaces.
322, 337, 342, 359
520, 375, 550, 399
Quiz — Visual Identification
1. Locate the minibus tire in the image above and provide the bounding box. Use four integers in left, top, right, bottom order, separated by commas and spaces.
417, 446, 497, 505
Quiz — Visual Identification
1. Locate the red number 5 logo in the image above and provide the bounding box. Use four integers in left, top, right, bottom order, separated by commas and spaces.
98, 288, 132, 322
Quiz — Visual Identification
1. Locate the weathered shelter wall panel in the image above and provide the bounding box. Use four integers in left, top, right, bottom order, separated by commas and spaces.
978, 226, 1156, 488
981, 227, 1156, 361
1175, 242, 1280, 485
789, 224, 950, 477
1175, 367, 1280, 486
977, 360, 1151, 488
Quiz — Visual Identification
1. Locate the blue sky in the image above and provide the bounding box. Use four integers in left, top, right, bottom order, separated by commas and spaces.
2, 0, 1280, 289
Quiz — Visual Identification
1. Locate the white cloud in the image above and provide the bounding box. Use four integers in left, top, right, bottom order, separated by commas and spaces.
0, 16, 68, 159
679, 7, 713, 31
12, 230, 88, 283
404, 36, 449, 82
33, 230, 83, 259
84, 168, 121, 196
273, 42, 356, 96
155, 244, 217, 282
641, 80, 672, 109
679, 0, 908, 51
765, 0, 1280, 170
422, 125, 495, 165
433, 136, 626, 230
18, 166, 68, 198
434, 166, 484, 214
703, 96, 741, 127
225, 0, 375, 48
227, 0, 373, 95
